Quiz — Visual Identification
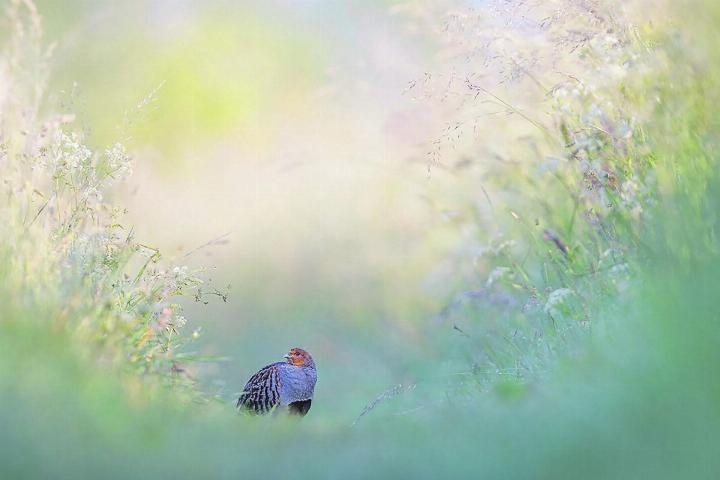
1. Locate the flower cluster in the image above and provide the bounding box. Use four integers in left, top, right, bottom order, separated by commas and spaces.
0, 15, 210, 390
104, 142, 133, 180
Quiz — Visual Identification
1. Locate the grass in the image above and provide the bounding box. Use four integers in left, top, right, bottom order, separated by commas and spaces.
1, 0, 720, 478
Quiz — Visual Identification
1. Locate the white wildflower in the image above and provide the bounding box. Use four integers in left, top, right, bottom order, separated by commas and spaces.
604, 35, 619, 47
59, 131, 92, 174
621, 180, 637, 197
491, 240, 516, 255
172, 265, 188, 279
486, 267, 511, 286
544, 288, 574, 316
104, 142, 132, 180
84, 185, 103, 204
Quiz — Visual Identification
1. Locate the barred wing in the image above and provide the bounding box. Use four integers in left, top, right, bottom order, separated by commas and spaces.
236, 363, 282, 414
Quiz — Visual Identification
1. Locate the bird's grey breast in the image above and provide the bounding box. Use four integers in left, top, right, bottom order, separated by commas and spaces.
278, 364, 317, 404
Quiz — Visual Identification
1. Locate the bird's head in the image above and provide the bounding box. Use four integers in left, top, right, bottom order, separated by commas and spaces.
284, 347, 315, 368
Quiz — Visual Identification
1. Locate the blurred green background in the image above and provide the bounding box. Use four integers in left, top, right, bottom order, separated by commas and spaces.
2, 0, 720, 478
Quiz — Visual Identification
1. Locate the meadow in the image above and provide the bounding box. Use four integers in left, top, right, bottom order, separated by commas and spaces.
1, 0, 719, 478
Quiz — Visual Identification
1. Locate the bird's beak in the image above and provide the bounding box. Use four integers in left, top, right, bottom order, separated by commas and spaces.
283, 354, 290, 360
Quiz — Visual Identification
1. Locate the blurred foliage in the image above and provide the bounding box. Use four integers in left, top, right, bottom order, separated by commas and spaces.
33, 1, 325, 159
1, 0, 720, 478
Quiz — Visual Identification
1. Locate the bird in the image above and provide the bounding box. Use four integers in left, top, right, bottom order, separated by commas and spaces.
237, 347, 317, 416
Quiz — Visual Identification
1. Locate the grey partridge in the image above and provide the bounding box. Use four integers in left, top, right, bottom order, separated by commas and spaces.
237, 347, 317, 416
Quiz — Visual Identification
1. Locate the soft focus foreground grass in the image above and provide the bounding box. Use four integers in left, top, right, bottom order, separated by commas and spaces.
2, 1, 720, 478
2, 256, 718, 478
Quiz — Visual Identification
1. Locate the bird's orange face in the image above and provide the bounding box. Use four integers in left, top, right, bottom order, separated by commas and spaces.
284, 348, 311, 367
